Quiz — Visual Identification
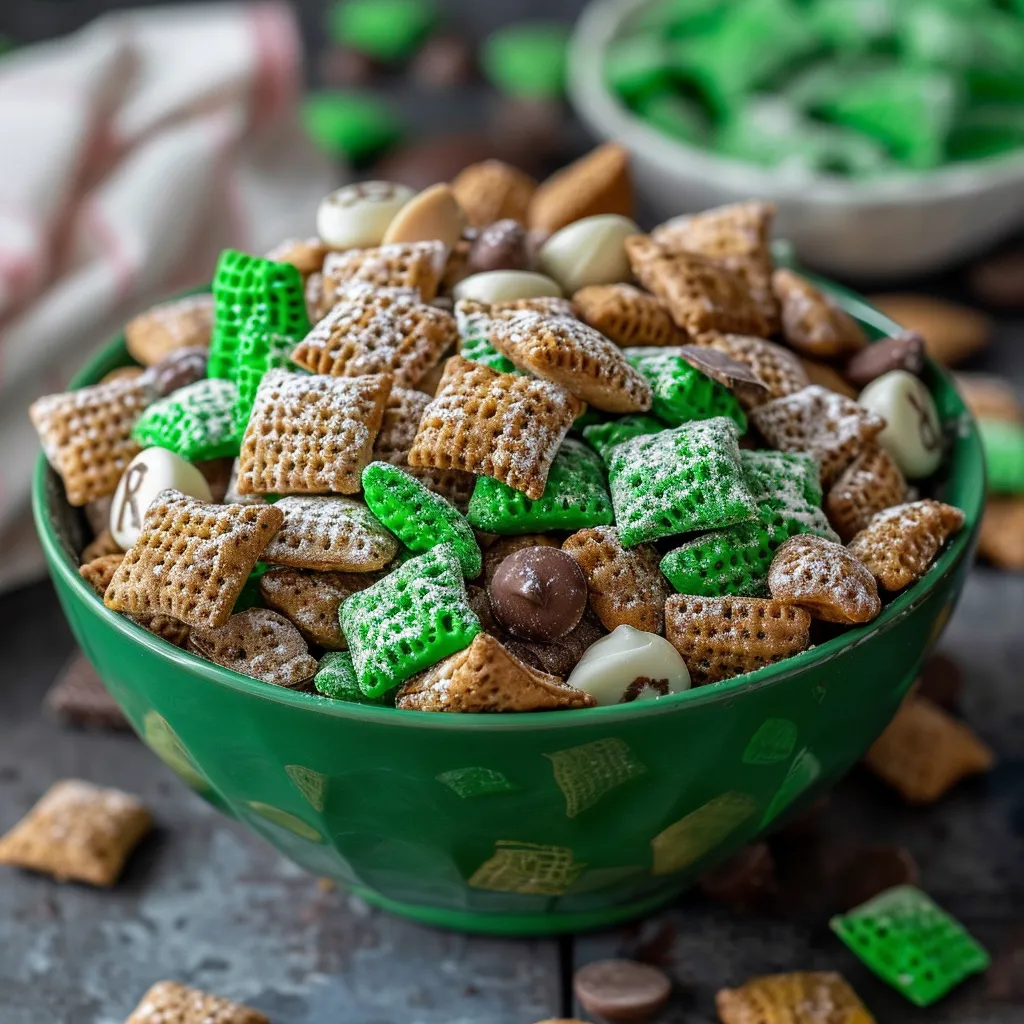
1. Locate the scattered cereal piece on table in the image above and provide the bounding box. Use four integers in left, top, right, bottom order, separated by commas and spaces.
408, 355, 582, 501
847, 499, 965, 591
698, 841, 777, 913
954, 373, 1024, 425
716, 971, 874, 1024
978, 496, 1024, 570
826, 444, 908, 543
830, 885, 989, 1007
665, 595, 812, 685
189, 608, 317, 687
124, 980, 268, 1024
104, 490, 284, 630
125, 293, 214, 367
236, 369, 392, 496
0, 779, 150, 886
30, 375, 155, 506
341, 544, 481, 698
262, 495, 397, 572
132, 378, 241, 462
863, 695, 994, 804
573, 958, 672, 1023
395, 633, 594, 712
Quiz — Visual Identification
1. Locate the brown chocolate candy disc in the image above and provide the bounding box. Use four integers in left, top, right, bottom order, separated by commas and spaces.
844, 330, 926, 387
489, 546, 587, 643
574, 959, 672, 1022
147, 345, 208, 397
679, 344, 769, 406
468, 218, 529, 274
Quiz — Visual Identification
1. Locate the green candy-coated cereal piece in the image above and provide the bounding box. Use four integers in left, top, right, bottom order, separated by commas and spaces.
314, 651, 389, 704
132, 379, 241, 462
626, 349, 747, 431
209, 250, 308, 383
811, 0, 897, 54
634, 90, 709, 145
341, 544, 480, 698
455, 304, 522, 375
481, 22, 571, 100
302, 91, 402, 163
583, 415, 665, 462
361, 461, 482, 577
466, 438, 614, 535
830, 885, 990, 1007
979, 418, 1024, 494
607, 417, 756, 547
949, 104, 1024, 160
820, 67, 962, 170
327, 0, 436, 62
234, 312, 308, 433
605, 35, 674, 103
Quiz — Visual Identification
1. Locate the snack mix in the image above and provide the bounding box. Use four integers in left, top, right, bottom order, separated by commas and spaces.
31, 146, 967, 713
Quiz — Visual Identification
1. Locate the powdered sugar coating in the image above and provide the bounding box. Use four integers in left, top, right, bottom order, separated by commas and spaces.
133, 378, 240, 461
261, 495, 397, 571
322, 240, 448, 305
826, 444, 909, 542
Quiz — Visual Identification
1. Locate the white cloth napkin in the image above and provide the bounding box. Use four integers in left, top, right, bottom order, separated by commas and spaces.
0, 3, 338, 590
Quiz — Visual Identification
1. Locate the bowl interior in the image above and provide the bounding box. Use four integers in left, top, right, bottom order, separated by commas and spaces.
33, 281, 985, 731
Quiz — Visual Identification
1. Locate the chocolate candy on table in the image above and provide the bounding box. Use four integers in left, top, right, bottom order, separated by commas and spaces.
917, 651, 963, 712
573, 958, 672, 1023
302, 91, 403, 163
844, 330, 926, 388
489, 546, 587, 643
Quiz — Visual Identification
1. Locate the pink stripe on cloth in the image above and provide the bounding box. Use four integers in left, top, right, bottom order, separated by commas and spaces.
246, 3, 301, 131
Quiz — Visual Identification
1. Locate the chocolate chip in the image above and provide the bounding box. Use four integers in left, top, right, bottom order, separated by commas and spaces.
468, 218, 528, 273
318, 46, 378, 87
409, 34, 477, 89
836, 845, 919, 911
698, 841, 777, 912
371, 134, 499, 191
679, 344, 770, 406
147, 345, 208, 396
916, 651, 963, 712
489, 546, 587, 642
844, 330, 926, 387
970, 249, 1024, 308
574, 959, 671, 1023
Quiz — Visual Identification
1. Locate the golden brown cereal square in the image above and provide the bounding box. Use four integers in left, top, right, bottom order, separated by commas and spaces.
489, 311, 652, 413
125, 980, 268, 1024
0, 779, 150, 886
716, 971, 875, 1024
408, 355, 583, 500
81, 528, 122, 564
527, 142, 633, 233
30, 376, 155, 506
264, 236, 329, 278
826, 445, 908, 543
44, 653, 130, 732
322, 240, 448, 305
451, 159, 537, 227
864, 695, 995, 804
702, 333, 810, 404
79, 553, 125, 596
124, 293, 214, 366
260, 567, 375, 649
773, 268, 867, 359
104, 490, 284, 630
235, 369, 392, 495
290, 285, 457, 388
573, 283, 689, 348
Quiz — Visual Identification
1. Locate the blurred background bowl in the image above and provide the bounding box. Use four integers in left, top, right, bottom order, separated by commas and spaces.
568, 0, 1024, 280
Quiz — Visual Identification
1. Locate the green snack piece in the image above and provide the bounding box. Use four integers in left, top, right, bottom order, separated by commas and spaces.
979, 418, 1024, 494
234, 311, 308, 433
361, 461, 482, 577
314, 651, 389, 704
811, 0, 898, 54
949, 104, 1024, 160
302, 91, 402, 163
636, 0, 729, 37
820, 67, 962, 170
679, 0, 822, 115
209, 250, 307, 383
626, 349, 747, 431
481, 22, 571, 100
634, 89, 709, 145
716, 96, 893, 177
583, 415, 665, 462
607, 417, 756, 547
327, 0, 436, 62
659, 449, 836, 596
436, 767, 519, 798
467, 438, 614, 535
456, 303, 521, 375
830, 885, 990, 1006
341, 544, 480, 698
605, 35, 674, 103
132, 379, 241, 462
234, 561, 269, 613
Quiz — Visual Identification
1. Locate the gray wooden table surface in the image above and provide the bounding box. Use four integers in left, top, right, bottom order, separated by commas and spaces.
2, 0, 1024, 1020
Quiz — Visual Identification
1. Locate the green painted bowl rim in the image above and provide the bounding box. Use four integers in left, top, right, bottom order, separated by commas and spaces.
33, 283, 985, 732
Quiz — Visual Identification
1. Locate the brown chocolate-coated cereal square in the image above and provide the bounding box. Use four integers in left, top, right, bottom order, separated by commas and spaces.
236, 369, 392, 495
104, 490, 284, 630
0, 779, 150, 886
408, 355, 582, 500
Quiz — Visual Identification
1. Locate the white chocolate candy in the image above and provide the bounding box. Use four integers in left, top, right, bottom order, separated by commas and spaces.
382, 183, 468, 249
316, 182, 415, 250
567, 624, 690, 706
452, 270, 563, 304
859, 369, 943, 479
110, 447, 212, 550
539, 214, 640, 294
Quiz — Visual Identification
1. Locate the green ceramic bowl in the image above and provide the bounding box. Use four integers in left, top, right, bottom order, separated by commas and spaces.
33, 283, 983, 937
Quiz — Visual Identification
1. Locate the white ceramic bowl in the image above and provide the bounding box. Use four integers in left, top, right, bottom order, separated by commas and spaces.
568, 0, 1024, 280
